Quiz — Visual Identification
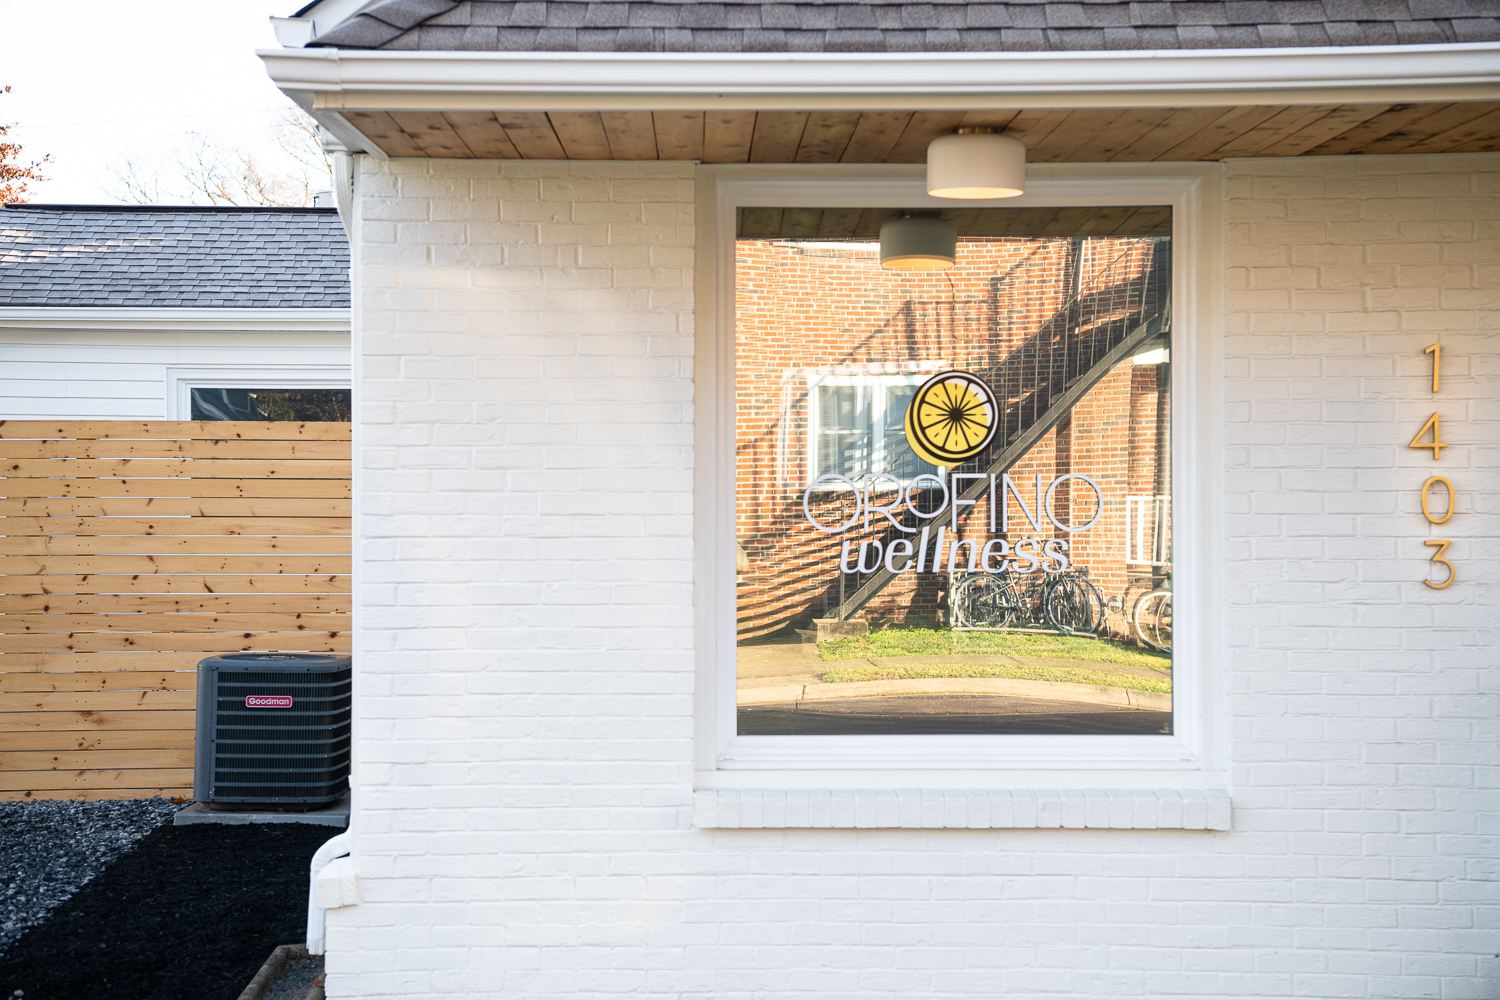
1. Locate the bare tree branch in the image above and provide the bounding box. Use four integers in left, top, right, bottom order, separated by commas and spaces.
105, 107, 333, 207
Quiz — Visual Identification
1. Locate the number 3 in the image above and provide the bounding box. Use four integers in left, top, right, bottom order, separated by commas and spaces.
1424, 539, 1454, 590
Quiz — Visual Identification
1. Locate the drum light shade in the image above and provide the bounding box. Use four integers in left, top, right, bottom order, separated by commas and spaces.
879, 216, 957, 271
927, 130, 1026, 199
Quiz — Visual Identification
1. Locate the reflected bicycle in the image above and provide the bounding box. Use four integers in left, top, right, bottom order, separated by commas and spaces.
952, 568, 1106, 636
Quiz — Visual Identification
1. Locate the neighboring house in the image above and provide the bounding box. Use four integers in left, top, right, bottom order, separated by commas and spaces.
0, 205, 350, 420
257, 3, 1498, 999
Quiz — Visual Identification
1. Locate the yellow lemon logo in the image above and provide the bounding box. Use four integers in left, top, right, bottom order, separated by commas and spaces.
903, 370, 999, 467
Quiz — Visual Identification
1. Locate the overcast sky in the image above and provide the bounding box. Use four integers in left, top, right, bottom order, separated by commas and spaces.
1, 1, 315, 205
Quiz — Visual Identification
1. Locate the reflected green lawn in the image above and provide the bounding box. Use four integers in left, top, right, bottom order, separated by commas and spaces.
819, 661, 1171, 694
818, 627, 1171, 670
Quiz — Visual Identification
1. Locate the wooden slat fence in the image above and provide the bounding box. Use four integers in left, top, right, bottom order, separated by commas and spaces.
0, 421, 352, 801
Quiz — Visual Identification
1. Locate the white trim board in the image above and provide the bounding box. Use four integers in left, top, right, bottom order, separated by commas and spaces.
261, 42, 1500, 118
692, 163, 1228, 825
0, 308, 351, 332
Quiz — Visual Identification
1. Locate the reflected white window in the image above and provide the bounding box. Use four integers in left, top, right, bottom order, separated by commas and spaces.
809, 375, 939, 485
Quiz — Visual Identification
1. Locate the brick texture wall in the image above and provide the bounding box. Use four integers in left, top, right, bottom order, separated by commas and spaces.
336, 153, 1499, 1000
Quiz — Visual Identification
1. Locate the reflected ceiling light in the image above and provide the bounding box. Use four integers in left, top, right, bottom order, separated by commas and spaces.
927, 127, 1026, 199
879, 215, 957, 271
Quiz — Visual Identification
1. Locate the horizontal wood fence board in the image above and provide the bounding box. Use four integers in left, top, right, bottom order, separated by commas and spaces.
0, 498, 351, 517
1, 516, 352, 539
0, 479, 351, 499
0, 439, 352, 461
0, 420, 350, 442
0, 556, 351, 576
1, 690, 198, 713
0, 748, 194, 771
1, 458, 351, 480
1, 671, 198, 694
0, 710, 197, 733
0, 612, 349, 634
3, 633, 349, 654
1, 788, 191, 802
0, 535, 352, 556
0, 574, 350, 596
0, 593, 352, 614
0, 768, 194, 793
0, 652, 233, 672
0, 516, 352, 537
0, 729, 197, 752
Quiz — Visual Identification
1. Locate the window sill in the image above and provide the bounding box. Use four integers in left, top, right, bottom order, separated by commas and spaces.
693, 787, 1231, 830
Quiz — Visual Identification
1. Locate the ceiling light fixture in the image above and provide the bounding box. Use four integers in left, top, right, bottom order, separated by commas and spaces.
879, 215, 957, 271
927, 127, 1026, 199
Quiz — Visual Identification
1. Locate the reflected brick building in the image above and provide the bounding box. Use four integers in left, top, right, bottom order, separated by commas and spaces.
734, 232, 1170, 638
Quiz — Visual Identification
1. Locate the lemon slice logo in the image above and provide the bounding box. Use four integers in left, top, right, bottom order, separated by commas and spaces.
903, 370, 999, 467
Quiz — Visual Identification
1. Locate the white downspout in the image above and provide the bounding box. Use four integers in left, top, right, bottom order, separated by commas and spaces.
306, 831, 356, 955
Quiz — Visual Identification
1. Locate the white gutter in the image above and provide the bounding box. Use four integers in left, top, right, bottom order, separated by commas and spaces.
261, 42, 1500, 115
0, 307, 351, 332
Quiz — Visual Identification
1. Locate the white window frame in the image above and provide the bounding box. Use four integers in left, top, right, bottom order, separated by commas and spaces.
166, 365, 351, 420
693, 164, 1227, 827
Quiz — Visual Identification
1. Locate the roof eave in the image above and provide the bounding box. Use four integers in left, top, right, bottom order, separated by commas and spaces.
261, 42, 1500, 118
0, 307, 351, 332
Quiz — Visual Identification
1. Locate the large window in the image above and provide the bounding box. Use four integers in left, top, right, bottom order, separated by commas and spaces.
697, 168, 1224, 800
737, 206, 1173, 739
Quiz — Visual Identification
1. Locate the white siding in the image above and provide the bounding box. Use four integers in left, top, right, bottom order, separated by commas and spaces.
0, 327, 350, 419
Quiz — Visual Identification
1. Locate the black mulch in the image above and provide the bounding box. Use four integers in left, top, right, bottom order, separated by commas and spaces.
0, 822, 333, 1000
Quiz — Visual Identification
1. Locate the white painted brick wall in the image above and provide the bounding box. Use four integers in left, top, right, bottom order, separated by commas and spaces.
335, 153, 1499, 999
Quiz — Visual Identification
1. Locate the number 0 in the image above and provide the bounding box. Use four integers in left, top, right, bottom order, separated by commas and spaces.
1420, 476, 1454, 524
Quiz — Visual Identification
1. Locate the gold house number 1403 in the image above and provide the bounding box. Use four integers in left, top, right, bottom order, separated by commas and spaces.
1410, 343, 1455, 588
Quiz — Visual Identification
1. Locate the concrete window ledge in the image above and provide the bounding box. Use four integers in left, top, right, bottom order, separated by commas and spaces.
693, 788, 1231, 831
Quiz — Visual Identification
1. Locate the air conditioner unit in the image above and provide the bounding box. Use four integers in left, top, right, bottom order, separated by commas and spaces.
194, 653, 352, 807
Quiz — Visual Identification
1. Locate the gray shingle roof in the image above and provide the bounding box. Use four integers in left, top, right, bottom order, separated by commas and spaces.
307, 0, 1500, 50
0, 206, 350, 309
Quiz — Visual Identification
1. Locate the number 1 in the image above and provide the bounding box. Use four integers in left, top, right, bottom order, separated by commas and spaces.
1425, 343, 1440, 393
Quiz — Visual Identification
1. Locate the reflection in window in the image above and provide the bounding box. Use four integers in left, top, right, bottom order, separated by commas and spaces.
735, 206, 1173, 738
811, 376, 940, 485
191, 388, 351, 422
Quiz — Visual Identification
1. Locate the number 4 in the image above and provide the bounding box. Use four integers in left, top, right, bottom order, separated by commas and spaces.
1408, 413, 1447, 460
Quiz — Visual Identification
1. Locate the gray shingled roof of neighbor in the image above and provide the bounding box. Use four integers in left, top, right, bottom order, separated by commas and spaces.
0, 206, 350, 309
306, 0, 1500, 51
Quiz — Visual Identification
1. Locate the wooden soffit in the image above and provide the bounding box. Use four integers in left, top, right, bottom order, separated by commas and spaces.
338, 103, 1500, 162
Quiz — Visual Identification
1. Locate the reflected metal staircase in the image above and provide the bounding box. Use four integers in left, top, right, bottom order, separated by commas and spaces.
826, 239, 1171, 622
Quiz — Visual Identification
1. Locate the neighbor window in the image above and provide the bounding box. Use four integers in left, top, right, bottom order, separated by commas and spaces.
190, 388, 351, 422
